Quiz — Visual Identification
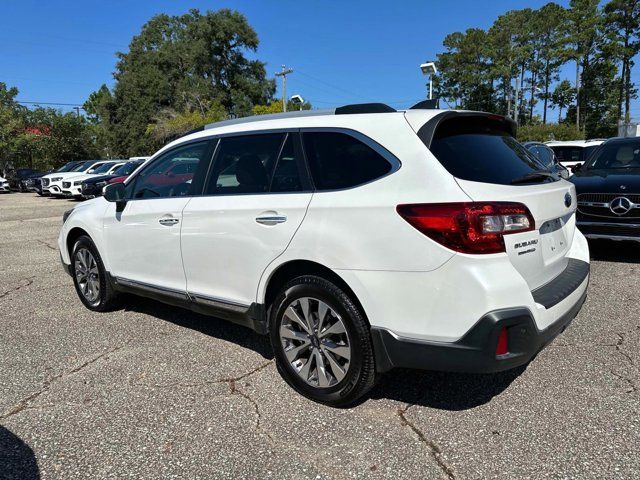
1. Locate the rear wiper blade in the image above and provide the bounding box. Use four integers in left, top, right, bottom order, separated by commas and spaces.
510, 171, 554, 185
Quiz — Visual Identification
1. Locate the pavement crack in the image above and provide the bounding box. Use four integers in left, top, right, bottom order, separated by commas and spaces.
0, 343, 128, 421
36, 239, 58, 251
228, 378, 274, 444
0, 276, 35, 300
610, 369, 637, 394
614, 333, 635, 367
397, 404, 455, 479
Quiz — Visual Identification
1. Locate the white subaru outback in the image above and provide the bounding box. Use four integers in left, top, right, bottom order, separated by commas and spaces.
58, 103, 590, 406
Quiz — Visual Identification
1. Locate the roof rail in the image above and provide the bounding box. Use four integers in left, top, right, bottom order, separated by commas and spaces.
410, 99, 439, 109
335, 103, 396, 114
202, 102, 396, 131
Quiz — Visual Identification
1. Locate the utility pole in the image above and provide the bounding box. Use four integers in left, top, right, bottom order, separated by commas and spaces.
275, 65, 293, 112
575, 61, 580, 130
74, 106, 81, 118
514, 78, 521, 126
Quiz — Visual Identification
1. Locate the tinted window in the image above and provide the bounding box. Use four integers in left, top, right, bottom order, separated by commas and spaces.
429, 117, 548, 185
206, 134, 284, 195
584, 141, 640, 170
113, 161, 142, 176
270, 134, 305, 193
583, 145, 600, 161
131, 142, 209, 199
90, 162, 116, 174
551, 147, 584, 164
526, 145, 554, 168
303, 132, 392, 190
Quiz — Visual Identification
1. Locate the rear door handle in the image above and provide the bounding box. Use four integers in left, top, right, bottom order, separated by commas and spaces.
159, 217, 180, 226
256, 215, 287, 226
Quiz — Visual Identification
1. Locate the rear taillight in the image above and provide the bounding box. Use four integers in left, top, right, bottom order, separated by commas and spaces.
396, 202, 535, 254
496, 327, 509, 356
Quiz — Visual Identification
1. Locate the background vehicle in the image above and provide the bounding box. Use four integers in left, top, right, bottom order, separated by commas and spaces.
61, 161, 126, 198
6, 168, 42, 192
80, 160, 145, 199
546, 139, 604, 170
0, 175, 9, 193
40, 161, 87, 195
523, 141, 569, 179
59, 104, 590, 406
46, 160, 109, 197
571, 137, 640, 242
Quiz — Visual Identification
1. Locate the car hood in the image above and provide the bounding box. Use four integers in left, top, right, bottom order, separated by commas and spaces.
0, 176, 7, 182
64, 173, 98, 182
570, 169, 640, 194
83, 174, 117, 184
43, 171, 88, 181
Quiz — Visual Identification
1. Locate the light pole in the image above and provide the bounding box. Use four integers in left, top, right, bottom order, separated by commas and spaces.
275, 65, 294, 112
420, 62, 437, 100
290, 95, 304, 111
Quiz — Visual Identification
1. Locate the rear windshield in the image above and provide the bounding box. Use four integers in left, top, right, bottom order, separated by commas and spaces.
550, 146, 584, 164
428, 116, 550, 185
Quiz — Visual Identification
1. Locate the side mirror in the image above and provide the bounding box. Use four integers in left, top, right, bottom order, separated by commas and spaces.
103, 183, 127, 212
571, 163, 582, 172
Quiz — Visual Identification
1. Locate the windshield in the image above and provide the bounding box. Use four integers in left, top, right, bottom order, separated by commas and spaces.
91, 162, 116, 174
428, 116, 551, 185
551, 146, 586, 164
72, 162, 92, 172
58, 162, 79, 172
113, 161, 141, 176
584, 141, 640, 170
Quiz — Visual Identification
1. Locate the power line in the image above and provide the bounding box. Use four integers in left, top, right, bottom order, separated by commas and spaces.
296, 70, 376, 102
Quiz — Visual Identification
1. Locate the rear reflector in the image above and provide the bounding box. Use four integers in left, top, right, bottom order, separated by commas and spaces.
496, 327, 509, 356
396, 202, 535, 254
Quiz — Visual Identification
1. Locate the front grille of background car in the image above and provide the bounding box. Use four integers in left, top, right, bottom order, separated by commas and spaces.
62, 182, 71, 188
580, 224, 640, 238
577, 193, 640, 219
42, 178, 49, 186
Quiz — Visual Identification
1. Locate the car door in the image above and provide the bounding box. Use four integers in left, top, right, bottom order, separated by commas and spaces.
103, 140, 214, 293
181, 132, 313, 307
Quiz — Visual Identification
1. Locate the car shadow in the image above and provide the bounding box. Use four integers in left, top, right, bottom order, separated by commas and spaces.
0, 426, 40, 480
368, 365, 527, 410
588, 239, 640, 264
121, 296, 527, 410
122, 297, 274, 360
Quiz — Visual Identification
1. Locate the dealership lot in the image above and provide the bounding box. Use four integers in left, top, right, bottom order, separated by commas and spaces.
0, 193, 638, 479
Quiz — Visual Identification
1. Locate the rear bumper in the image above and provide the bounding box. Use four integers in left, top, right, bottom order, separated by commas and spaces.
372, 283, 587, 373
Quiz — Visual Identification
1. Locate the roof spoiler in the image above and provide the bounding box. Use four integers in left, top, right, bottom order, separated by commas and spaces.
410, 99, 439, 109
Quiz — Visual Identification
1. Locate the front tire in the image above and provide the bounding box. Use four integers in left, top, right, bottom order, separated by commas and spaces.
269, 275, 377, 407
71, 235, 120, 312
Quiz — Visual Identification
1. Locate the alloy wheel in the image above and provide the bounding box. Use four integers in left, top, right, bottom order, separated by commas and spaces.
75, 248, 100, 305
279, 297, 351, 388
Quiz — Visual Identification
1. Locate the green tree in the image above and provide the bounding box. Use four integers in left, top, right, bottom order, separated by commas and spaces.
97, 8, 275, 156
146, 100, 227, 144
550, 80, 576, 122
0, 83, 25, 168
603, 0, 640, 122
252, 99, 312, 115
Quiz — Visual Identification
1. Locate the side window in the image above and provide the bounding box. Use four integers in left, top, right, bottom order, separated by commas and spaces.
302, 132, 392, 190
270, 134, 306, 193
205, 133, 284, 195
130, 142, 210, 199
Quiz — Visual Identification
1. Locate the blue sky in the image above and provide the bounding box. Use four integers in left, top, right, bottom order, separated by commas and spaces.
1, 0, 638, 120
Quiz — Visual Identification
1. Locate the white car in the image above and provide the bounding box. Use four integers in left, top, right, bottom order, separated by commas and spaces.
0, 175, 10, 193
60, 161, 126, 198
59, 103, 590, 406
545, 139, 604, 170
45, 161, 113, 197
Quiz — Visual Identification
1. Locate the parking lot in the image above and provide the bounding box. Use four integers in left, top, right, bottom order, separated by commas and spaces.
0, 192, 638, 479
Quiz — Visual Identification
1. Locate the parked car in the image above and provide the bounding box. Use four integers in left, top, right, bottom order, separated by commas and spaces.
5, 168, 42, 192
40, 161, 89, 195
546, 139, 604, 170
46, 161, 110, 197
59, 104, 590, 406
523, 141, 570, 179
570, 136, 640, 242
0, 175, 10, 193
60, 161, 126, 199
81, 160, 145, 199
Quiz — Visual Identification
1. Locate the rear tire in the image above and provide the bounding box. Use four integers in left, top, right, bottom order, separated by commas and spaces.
71, 235, 120, 312
269, 275, 377, 407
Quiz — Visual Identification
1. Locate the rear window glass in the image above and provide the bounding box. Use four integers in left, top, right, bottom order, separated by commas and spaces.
302, 132, 392, 190
428, 117, 548, 185
551, 147, 584, 164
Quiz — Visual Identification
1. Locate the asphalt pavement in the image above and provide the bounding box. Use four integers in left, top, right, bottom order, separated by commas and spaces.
0, 192, 638, 479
